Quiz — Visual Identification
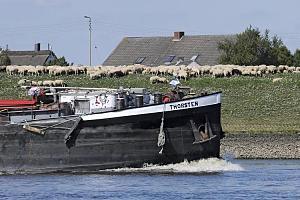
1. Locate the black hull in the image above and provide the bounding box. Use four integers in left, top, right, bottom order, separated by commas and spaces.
0, 97, 223, 173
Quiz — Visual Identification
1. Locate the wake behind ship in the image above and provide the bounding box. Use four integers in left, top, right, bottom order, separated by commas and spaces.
0, 87, 223, 173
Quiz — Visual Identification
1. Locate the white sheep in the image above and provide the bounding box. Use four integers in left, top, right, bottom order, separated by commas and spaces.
31, 81, 38, 86
54, 80, 66, 87
6, 65, 18, 75
150, 76, 160, 84
17, 79, 30, 86
272, 78, 283, 83
158, 77, 168, 83
212, 69, 224, 78
149, 76, 168, 84
43, 80, 54, 87
176, 69, 188, 80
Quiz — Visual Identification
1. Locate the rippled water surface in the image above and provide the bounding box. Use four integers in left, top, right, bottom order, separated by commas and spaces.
0, 159, 299, 200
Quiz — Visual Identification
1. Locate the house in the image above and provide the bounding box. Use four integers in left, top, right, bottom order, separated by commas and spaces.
6, 43, 57, 66
103, 32, 235, 66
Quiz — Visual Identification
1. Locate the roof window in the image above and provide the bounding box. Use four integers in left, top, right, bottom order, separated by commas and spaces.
163, 55, 175, 63
190, 55, 199, 62
135, 57, 146, 64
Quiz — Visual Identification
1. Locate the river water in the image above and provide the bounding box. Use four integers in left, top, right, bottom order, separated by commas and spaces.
0, 159, 299, 200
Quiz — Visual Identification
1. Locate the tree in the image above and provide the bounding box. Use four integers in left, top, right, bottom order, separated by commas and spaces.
219, 26, 261, 65
218, 26, 293, 66
293, 49, 300, 67
271, 36, 293, 66
47, 56, 69, 66
0, 52, 11, 66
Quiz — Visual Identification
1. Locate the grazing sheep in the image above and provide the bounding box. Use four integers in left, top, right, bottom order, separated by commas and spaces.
150, 76, 160, 84
36, 65, 46, 75
37, 81, 43, 86
54, 80, 66, 87
27, 66, 39, 76
158, 77, 168, 83
31, 81, 38, 86
43, 80, 54, 87
17, 79, 30, 86
212, 69, 224, 78
89, 72, 100, 80
176, 70, 188, 80
150, 76, 168, 84
272, 78, 283, 83
6, 65, 18, 75
17, 66, 27, 76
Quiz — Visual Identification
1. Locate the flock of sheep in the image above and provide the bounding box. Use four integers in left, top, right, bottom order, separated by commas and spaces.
2, 65, 87, 76
0, 64, 299, 85
17, 79, 66, 87
86, 64, 300, 81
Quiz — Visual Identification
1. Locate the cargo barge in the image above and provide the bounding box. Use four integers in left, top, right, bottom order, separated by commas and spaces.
0, 86, 224, 173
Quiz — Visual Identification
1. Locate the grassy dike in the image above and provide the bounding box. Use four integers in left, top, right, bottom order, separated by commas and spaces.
0, 72, 299, 133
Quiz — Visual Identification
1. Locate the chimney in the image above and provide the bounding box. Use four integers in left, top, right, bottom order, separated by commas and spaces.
34, 43, 41, 51
173, 31, 184, 41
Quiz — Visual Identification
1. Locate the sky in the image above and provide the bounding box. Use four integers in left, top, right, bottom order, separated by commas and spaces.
1, 0, 300, 65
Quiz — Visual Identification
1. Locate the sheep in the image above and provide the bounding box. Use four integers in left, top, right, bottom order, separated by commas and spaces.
37, 81, 43, 86
131, 64, 144, 74
6, 65, 18, 75
54, 80, 66, 87
36, 65, 46, 75
212, 69, 224, 78
142, 67, 151, 74
150, 76, 168, 84
78, 66, 88, 74
223, 69, 232, 77
52, 67, 65, 76
272, 78, 283, 83
287, 66, 296, 73
189, 67, 200, 77
17, 79, 30, 86
89, 72, 99, 80
158, 77, 168, 83
150, 67, 159, 75
176, 69, 189, 80
150, 76, 160, 84
3, 64, 299, 80
31, 81, 38, 86
42, 80, 54, 87
17, 66, 27, 76
27, 66, 39, 76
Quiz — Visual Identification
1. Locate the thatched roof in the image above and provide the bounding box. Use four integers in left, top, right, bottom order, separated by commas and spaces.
6, 50, 56, 66
103, 34, 235, 66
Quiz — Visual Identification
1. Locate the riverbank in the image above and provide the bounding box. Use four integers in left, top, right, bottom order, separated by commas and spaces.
220, 133, 300, 159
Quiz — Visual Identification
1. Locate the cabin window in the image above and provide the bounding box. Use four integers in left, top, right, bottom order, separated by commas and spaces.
135, 57, 146, 64
74, 99, 90, 114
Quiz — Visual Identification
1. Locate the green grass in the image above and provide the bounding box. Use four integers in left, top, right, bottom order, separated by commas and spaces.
0, 72, 299, 133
